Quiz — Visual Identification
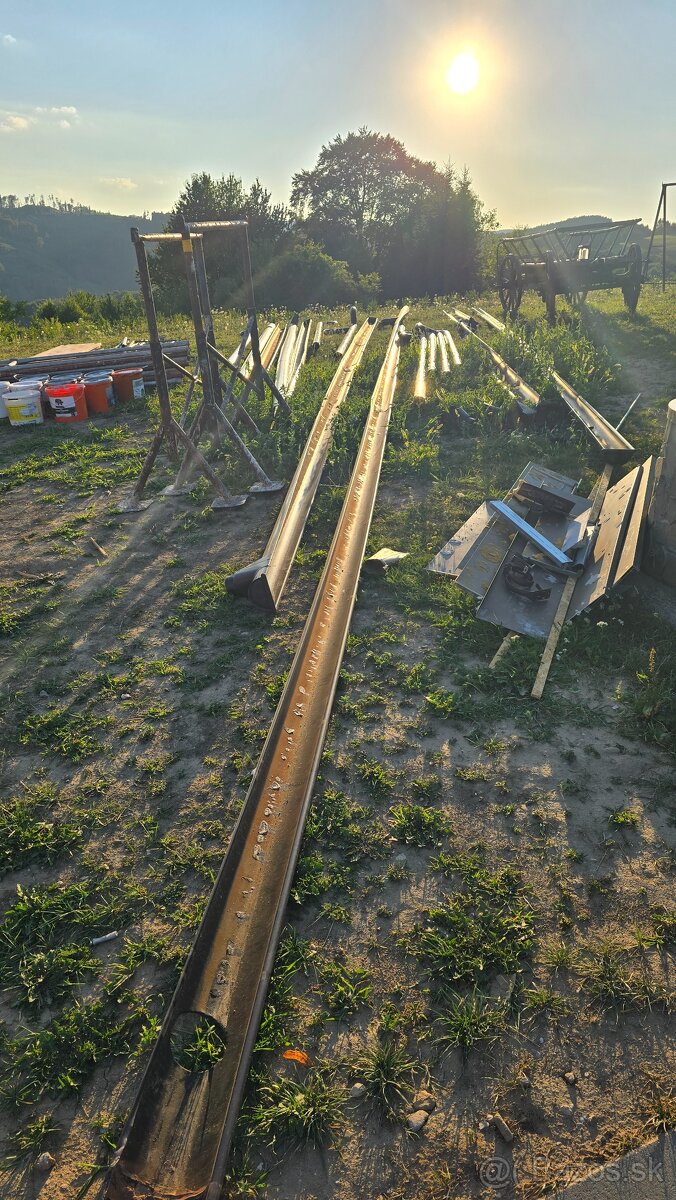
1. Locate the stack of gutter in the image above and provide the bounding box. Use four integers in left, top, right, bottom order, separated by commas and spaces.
413, 324, 461, 400
0, 340, 192, 387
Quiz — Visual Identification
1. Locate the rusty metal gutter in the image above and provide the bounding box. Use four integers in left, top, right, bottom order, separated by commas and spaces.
103, 307, 407, 1200
226, 318, 378, 611
550, 368, 635, 462
444, 310, 539, 413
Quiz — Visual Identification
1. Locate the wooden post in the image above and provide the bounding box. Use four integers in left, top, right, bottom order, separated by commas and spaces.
131, 229, 177, 462
531, 465, 613, 699
643, 398, 676, 587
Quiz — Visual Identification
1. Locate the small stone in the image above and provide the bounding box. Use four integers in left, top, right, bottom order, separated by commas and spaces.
407, 1110, 429, 1133
36, 1152, 55, 1173
39, 690, 48, 698
120, 693, 132, 701
558, 1103, 575, 1118
564, 1071, 577, 1086
412, 1091, 436, 1113
490, 973, 516, 1001
394, 853, 407, 866
349, 1082, 367, 1100
490, 1112, 513, 1143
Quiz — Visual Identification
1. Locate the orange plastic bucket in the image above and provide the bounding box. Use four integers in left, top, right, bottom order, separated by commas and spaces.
84, 370, 115, 416
45, 381, 88, 423
112, 367, 145, 404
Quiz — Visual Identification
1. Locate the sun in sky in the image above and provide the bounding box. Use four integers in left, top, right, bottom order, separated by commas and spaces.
446, 51, 480, 94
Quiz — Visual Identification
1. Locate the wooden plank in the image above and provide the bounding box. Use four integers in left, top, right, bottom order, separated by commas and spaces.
531, 465, 613, 700
33, 342, 102, 356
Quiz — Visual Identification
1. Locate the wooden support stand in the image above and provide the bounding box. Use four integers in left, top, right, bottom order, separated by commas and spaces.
120, 219, 286, 513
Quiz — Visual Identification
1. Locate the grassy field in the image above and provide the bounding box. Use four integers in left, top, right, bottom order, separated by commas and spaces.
0, 286, 674, 1200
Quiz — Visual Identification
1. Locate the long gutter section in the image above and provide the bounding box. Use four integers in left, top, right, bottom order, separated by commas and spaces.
226, 318, 378, 611
550, 368, 635, 462
104, 307, 407, 1200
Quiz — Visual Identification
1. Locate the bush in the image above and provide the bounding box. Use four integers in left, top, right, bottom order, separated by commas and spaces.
251, 240, 379, 309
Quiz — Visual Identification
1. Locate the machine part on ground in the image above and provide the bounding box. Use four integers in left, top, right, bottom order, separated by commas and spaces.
550, 369, 635, 462
488, 500, 578, 571
503, 554, 552, 601
496, 219, 643, 319
226, 318, 378, 611
104, 308, 407, 1200
430, 456, 655, 653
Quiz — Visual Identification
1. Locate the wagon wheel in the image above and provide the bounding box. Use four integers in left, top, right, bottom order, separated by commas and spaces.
498, 254, 523, 318
622, 243, 642, 313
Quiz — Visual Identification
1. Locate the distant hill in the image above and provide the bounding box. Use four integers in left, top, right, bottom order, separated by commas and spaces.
0, 203, 170, 301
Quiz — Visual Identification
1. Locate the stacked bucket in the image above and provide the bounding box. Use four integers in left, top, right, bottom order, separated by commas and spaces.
0, 367, 145, 427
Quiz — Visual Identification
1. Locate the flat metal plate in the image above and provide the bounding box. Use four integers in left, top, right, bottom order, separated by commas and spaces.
613, 456, 655, 587
428, 462, 581, 593
476, 496, 592, 638
569, 465, 642, 617
477, 555, 566, 639
427, 501, 493, 579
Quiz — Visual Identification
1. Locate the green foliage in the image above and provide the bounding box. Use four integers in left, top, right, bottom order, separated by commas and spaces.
20, 705, 107, 761
170, 1014, 226, 1072
254, 240, 378, 308
319, 960, 371, 1016
291, 127, 494, 295
408, 852, 536, 988
390, 803, 451, 846
434, 990, 507, 1058
251, 1068, 344, 1148
352, 1038, 416, 1116
617, 649, 676, 751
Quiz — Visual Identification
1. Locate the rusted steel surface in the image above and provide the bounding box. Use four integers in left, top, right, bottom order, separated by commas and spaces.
104, 307, 407, 1200
226, 317, 378, 611
550, 368, 635, 462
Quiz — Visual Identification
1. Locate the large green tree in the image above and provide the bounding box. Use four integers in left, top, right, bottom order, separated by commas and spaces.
291, 129, 495, 296
152, 172, 292, 311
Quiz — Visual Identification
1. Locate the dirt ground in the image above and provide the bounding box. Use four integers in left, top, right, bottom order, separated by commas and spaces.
0, 292, 674, 1200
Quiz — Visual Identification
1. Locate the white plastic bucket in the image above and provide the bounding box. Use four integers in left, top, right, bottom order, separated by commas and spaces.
0, 380, 10, 419
5, 382, 44, 426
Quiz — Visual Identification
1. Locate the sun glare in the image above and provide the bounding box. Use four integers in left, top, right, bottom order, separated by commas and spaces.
446, 51, 480, 95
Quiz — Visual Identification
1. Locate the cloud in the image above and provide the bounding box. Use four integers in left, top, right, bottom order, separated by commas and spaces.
0, 114, 32, 134
0, 104, 80, 134
36, 105, 78, 117
100, 177, 137, 191
1, 33, 17, 47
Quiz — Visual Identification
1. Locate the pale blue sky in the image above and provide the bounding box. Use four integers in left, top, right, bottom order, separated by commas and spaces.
0, 0, 673, 226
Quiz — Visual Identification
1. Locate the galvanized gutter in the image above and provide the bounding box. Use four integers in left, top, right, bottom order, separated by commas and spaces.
226, 317, 378, 611
104, 307, 407, 1200
550, 368, 635, 462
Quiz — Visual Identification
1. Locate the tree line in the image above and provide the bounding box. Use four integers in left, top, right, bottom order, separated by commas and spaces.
152, 128, 496, 312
